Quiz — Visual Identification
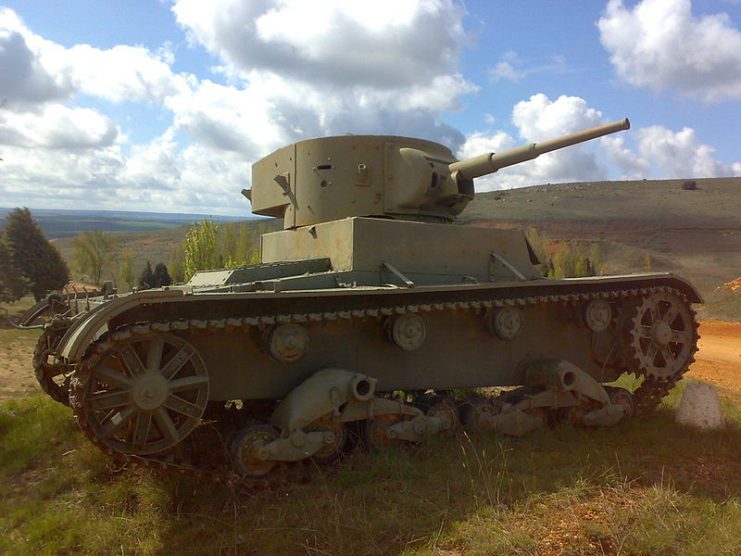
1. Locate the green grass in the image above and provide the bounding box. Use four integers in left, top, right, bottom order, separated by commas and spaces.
1, 379, 739, 555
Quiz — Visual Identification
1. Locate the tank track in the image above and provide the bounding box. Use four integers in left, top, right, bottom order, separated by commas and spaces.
33, 325, 74, 405
68, 283, 697, 485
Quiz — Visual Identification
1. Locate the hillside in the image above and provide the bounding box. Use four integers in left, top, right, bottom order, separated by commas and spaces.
464, 177, 741, 319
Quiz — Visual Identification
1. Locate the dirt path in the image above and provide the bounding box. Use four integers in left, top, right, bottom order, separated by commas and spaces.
688, 320, 741, 394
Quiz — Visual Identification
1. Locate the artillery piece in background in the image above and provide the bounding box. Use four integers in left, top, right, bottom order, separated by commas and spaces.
30, 118, 700, 482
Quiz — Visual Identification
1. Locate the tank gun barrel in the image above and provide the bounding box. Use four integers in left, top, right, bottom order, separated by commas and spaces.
449, 118, 630, 181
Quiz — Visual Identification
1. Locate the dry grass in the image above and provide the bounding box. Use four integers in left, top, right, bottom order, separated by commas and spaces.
1, 378, 739, 555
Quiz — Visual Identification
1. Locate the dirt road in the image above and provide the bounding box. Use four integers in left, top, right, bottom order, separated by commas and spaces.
688, 320, 741, 394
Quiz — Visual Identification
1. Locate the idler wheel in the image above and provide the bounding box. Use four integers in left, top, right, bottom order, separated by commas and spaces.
230, 423, 279, 478
76, 333, 209, 456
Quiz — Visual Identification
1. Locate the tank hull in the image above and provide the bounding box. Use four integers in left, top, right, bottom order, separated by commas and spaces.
58, 272, 699, 401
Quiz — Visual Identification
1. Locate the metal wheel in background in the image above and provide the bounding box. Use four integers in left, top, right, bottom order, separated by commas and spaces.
363, 414, 404, 451
230, 423, 279, 478
308, 416, 348, 464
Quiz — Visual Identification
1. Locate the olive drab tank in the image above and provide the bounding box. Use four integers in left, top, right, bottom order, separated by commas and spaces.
28, 118, 701, 484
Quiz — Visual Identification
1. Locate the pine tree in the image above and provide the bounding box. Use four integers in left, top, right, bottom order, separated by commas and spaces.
3, 208, 69, 301
153, 262, 172, 287
0, 234, 27, 303
138, 260, 155, 289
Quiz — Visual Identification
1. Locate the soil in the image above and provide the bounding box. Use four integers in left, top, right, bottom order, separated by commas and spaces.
0, 330, 41, 401
687, 320, 741, 394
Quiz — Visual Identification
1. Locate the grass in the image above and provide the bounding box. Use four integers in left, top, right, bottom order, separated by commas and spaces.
1, 378, 739, 555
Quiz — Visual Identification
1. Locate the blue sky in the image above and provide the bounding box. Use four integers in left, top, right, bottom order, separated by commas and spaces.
0, 0, 739, 215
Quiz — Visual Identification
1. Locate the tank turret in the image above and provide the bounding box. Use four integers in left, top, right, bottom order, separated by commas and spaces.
245, 119, 630, 229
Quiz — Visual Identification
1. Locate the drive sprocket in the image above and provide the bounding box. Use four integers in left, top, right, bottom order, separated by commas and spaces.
627, 290, 698, 413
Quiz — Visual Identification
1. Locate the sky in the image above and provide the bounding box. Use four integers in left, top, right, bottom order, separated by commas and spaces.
0, 0, 739, 216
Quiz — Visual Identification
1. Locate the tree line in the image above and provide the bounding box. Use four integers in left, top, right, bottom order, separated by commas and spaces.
77, 220, 262, 291
1, 209, 268, 304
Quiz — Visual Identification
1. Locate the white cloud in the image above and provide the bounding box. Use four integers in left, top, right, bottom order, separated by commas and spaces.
636, 125, 739, 177
172, 0, 466, 88
1, 1, 478, 214
459, 94, 610, 191
573, 124, 740, 181
598, 0, 741, 102
0, 105, 118, 149
61, 44, 191, 103
457, 130, 515, 161
602, 135, 651, 179
0, 144, 126, 209
0, 10, 72, 107
0, 8, 189, 108
489, 51, 569, 83
168, 0, 476, 151
459, 92, 739, 191
490, 52, 524, 82
512, 94, 604, 140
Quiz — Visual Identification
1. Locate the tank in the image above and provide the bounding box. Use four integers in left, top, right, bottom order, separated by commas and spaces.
29, 118, 701, 483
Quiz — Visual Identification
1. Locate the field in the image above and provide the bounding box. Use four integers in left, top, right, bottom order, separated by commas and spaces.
1, 177, 739, 554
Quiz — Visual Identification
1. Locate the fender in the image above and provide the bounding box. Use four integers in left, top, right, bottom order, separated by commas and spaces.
58, 290, 184, 362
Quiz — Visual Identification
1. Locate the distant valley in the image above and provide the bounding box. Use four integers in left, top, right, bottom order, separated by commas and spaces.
0, 207, 253, 239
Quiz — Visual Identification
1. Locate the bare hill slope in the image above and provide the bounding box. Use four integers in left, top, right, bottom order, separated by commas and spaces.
465, 177, 741, 313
